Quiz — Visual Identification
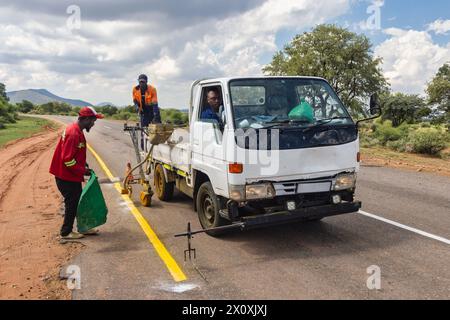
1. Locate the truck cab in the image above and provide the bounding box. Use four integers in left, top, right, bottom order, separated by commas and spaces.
152, 76, 367, 235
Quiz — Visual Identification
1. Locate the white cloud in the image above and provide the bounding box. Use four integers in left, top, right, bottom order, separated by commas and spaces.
375, 27, 450, 95
0, 0, 351, 107
427, 19, 450, 35
168, 0, 351, 79
147, 55, 180, 80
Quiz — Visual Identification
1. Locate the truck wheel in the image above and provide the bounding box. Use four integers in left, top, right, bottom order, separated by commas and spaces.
196, 182, 228, 236
154, 164, 174, 201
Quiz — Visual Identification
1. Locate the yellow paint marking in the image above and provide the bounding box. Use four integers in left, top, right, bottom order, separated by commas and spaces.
87, 143, 187, 282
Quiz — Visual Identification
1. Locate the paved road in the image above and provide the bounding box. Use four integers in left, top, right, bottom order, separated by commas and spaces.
52, 116, 450, 299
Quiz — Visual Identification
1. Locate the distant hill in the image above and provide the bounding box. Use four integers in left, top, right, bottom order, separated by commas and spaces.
96, 102, 116, 107
6, 89, 93, 107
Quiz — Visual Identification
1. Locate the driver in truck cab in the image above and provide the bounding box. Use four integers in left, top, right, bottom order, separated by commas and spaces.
200, 88, 223, 125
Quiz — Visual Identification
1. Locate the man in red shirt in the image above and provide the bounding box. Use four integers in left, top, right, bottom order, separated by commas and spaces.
50, 107, 103, 240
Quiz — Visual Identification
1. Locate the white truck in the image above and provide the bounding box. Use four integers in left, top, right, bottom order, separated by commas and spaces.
149, 76, 380, 235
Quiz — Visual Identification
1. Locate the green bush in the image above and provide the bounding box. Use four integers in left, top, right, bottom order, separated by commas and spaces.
0, 114, 15, 123
386, 138, 409, 152
112, 112, 137, 121
0, 84, 18, 125
407, 128, 448, 155
17, 100, 34, 113
0, 103, 17, 124
161, 108, 189, 124
359, 120, 449, 156
96, 105, 118, 117
360, 135, 380, 148
122, 106, 136, 113
373, 121, 403, 145
35, 101, 72, 115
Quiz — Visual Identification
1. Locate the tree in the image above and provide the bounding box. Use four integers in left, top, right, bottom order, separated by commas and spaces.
263, 24, 388, 115
380, 92, 427, 127
426, 62, 450, 122
0, 83, 16, 127
95, 105, 118, 117
0, 98, 18, 126
122, 105, 136, 113
17, 100, 35, 113
161, 108, 188, 124
36, 101, 72, 115
0, 83, 9, 102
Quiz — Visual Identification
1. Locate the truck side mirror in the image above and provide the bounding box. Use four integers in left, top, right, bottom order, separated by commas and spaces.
356, 93, 382, 127
369, 93, 381, 115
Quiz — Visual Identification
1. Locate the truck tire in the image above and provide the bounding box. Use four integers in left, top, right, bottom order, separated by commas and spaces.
154, 164, 174, 201
196, 181, 228, 236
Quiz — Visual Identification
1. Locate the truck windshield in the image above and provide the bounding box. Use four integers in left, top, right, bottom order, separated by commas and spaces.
229, 78, 353, 130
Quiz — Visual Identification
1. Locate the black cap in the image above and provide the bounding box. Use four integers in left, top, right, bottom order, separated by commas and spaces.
138, 74, 148, 82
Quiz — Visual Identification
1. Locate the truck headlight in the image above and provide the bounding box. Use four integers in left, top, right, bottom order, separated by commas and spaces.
334, 173, 356, 191
245, 183, 276, 200
229, 185, 245, 201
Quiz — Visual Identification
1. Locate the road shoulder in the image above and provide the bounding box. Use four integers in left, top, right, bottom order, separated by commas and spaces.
0, 122, 83, 299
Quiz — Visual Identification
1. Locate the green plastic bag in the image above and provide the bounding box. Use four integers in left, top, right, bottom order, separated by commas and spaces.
288, 100, 315, 123
77, 170, 108, 233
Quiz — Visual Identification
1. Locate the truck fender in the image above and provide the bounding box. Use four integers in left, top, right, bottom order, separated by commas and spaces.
193, 170, 210, 212
161, 165, 176, 183
154, 162, 176, 183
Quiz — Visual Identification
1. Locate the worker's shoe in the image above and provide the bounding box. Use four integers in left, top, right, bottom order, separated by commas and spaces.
61, 232, 84, 240
80, 229, 99, 236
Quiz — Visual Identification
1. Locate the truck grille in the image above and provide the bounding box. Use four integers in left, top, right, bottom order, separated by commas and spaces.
273, 179, 333, 196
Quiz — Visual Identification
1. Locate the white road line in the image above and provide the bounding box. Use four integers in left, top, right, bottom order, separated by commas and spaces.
104, 125, 112, 129
359, 210, 450, 245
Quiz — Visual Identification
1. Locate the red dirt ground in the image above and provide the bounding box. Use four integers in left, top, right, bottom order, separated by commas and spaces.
0, 125, 83, 300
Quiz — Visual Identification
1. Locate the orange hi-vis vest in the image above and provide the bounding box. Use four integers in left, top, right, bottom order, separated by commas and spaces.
132, 85, 158, 112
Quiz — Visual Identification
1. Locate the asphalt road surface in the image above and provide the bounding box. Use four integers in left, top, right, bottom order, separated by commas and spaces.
51, 116, 449, 300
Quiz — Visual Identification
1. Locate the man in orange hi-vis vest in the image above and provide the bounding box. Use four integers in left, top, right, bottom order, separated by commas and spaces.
132, 74, 161, 127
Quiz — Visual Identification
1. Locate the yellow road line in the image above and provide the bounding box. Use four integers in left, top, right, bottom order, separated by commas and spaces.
87, 143, 187, 282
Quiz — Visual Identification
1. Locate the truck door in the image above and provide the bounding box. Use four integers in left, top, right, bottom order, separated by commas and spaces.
191, 84, 228, 196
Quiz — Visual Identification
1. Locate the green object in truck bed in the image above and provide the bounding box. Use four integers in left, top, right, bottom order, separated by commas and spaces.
77, 170, 108, 233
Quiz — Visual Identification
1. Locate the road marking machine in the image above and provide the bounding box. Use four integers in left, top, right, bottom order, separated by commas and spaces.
121, 122, 174, 207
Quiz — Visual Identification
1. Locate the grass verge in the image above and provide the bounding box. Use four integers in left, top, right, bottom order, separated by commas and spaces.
0, 116, 59, 148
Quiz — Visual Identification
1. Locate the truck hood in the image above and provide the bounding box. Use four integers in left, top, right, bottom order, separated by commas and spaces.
228, 139, 359, 184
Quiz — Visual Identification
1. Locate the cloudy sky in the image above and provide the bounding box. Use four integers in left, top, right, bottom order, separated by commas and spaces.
0, 0, 449, 108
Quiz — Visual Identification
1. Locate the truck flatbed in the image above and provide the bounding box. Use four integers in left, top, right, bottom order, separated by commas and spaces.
151, 127, 191, 174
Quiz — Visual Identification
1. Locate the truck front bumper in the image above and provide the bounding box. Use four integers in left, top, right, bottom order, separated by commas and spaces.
236, 201, 361, 229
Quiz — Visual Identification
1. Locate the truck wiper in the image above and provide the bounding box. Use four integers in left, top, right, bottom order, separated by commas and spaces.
302, 117, 351, 132
261, 119, 311, 129
262, 117, 350, 130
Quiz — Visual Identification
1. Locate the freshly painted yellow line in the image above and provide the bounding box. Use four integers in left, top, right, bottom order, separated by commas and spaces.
87, 143, 187, 282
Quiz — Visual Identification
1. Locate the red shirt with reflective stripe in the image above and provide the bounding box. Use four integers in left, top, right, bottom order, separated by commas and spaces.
49, 123, 86, 182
